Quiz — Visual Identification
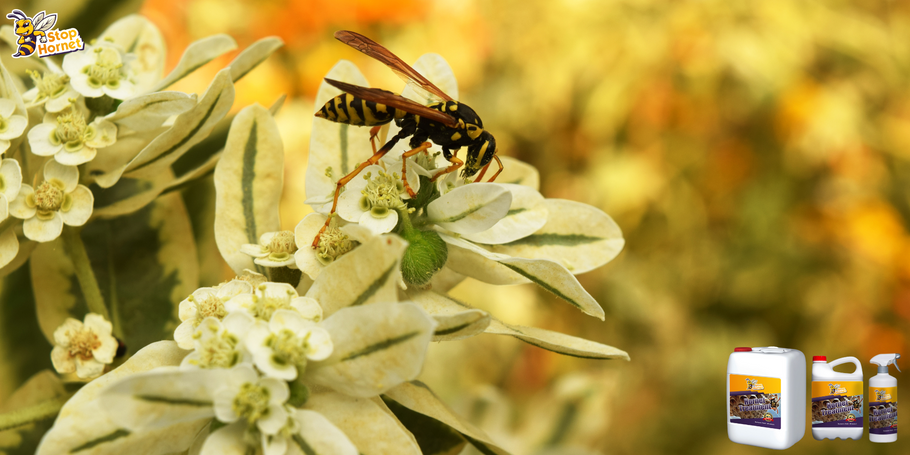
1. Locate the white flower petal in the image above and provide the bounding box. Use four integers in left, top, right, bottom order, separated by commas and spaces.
55, 146, 97, 166
83, 313, 112, 334
261, 432, 288, 455
173, 320, 196, 350
24, 213, 64, 242
240, 243, 269, 257
462, 183, 548, 245
85, 119, 118, 148
222, 311, 255, 337
212, 388, 240, 423
68, 73, 105, 98
62, 49, 96, 78
0, 99, 15, 118
336, 189, 366, 222
217, 280, 254, 299
60, 185, 93, 226
358, 209, 398, 234
260, 377, 290, 406
0, 158, 22, 200
268, 309, 311, 333
92, 334, 118, 364
200, 421, 247, 455
258, 404, 287, 436
254, 350, 298, 381
304, 328, 333, 361
293, 409, 359, 455
290, 297, 323, 322
27, 123, 63, 157
224, 293, 254, 313
427, 183, 512, 234
0, 115, 27, 140
178, 297, 197, 322
103, 79, 137, 100
51, 346, 76, 373
9, 184, 36, 219
44, 160, 79, 192
74, 357, 105, 378
253, 256, 297, 268
0, 227, 18, 269
45, 89, 80, 113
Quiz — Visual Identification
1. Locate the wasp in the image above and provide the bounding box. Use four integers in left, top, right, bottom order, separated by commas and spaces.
311, 30, 502, 247
6, 10, 56, 58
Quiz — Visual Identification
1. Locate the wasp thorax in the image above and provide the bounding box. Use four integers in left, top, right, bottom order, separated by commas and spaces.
83, 47, 126, 89
316, 227, 356, 266
66, 328, 102, 360
268, 231, 297, 261
359, 170, 405, 218
232, 382, 273, 422
32, 181, 67, 213
28, 70, 69, 100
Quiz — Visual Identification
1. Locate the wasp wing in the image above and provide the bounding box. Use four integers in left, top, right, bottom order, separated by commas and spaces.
33, 12, 57, 33
335, 30, 454, 104
324, 78, 458, 128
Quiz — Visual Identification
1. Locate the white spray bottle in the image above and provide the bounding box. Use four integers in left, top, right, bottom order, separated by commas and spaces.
869, 353, 900, 443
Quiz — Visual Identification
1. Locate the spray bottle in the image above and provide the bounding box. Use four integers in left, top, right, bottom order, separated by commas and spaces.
869, 353, 900, 443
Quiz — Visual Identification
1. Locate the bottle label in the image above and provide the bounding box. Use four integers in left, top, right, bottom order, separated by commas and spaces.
729, 374, 782, 429
811, 381, 863, 428
869, 386, 897, 435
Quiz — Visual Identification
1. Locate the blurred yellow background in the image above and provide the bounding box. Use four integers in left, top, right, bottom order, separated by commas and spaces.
138, 0, 910, 453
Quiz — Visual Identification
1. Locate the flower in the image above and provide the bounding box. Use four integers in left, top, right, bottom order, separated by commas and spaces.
245, 309, 333, 380
50, 313, 117, 379
335, 165, 415, 234
23, 69, 81, 112
0, 158, 22, 221
226, 282, 323, 322
181, 313, 255, 369
8, 160, 93, 242
294, 212, 374, 280
174, 280, 253, 349
28, 105, 117, 165
212, 365, 292, 443
62, 41, 138, 99
0, 98, 28, 154
240, 230, 299, 268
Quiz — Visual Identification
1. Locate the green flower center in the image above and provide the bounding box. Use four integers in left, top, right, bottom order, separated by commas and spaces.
82, 48, 125, 89
232, 383, 272, 423
266, 329, 311, 371
32, 180, 66, 212
359, 170, 406, 218
250, 286, 295, 321
27, 70, 69, 101
267, 231, 297, 261
0, 117, 7, 134
54, 112, 88, 144
316, 226, 357, 266
189, 331, 241, 369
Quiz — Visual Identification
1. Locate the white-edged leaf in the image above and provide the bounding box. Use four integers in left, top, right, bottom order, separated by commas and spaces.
0, 227, 18, 269
99, 369, 222, 430
199, 421, 245, 455
292, 410, 358, 455
440, 234, 605, 320
105, 92, 198, 132
496, 156, 539, 190
0, 237, 34, 279
305, 60, 374, 212
383, 381, 512, 455
304, 386, 422, 455
152, 35, 238, 91
99, 15, 166, 93
486, 199, 624, 274
486, 319, 628, 360
307, 302, 437, 398
86, 128, 169, 189
428, 267, 466, 293
428, 183, 511, 235
214, 104, 283, 275
228, 37, 284, 82
405, 289, 490, 341
462, 184, 547, 245
36, 342, 205, 455
305, 235, 406, 316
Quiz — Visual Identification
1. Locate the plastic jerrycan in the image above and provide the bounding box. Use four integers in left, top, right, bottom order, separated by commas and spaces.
811, 356, 864, 440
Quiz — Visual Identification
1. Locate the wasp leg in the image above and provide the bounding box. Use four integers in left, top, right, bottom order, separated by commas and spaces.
369, 125, 383, 153
400, 142, 433, 197
430, 155, 464, 182
312, 134, 403, 248
474, 161, 492, 183
487, 155, 504, 182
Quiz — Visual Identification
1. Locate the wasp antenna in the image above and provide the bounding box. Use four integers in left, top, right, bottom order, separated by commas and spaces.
6, 9, 27, 20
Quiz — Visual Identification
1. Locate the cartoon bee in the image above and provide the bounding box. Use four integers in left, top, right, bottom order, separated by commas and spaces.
875, 389, 887, 401
828, 383, 840, 395
6, 9, 57, 58
745, 378, 757, 390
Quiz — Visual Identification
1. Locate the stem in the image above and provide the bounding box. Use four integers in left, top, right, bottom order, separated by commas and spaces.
394, 206, 416, 236
62, 226, 111, 322
0, 396, 69, 431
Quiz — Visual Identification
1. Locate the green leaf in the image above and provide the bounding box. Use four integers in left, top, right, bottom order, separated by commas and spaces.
214, 104, 284, 275
404, 289, 491, 341
152, 35, 238, 92
381, 396, 467, 455
485, 320, 629, 360
104, 92, 198, 133
0, 371, 68, 455
0, 264, 54, 401
228, 37, 284, 82
383, 382, 513, 455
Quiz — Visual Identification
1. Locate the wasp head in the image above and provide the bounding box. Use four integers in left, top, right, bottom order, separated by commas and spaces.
461, 131, 497, 179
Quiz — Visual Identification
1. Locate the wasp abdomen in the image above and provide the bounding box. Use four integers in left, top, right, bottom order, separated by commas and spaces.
316, 92, 407, 126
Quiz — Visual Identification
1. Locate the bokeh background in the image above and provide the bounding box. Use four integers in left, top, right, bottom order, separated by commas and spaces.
5, 0, 910, 453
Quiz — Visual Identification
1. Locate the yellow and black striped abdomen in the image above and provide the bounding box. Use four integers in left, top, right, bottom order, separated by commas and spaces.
315, 93, 405, 126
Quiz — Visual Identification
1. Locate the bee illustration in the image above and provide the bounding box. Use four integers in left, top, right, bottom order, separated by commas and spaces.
745, 378, 757, 390
6, 10, 57, 58
311, 30, 501, 247
828, 384, 840, 395
875, 389, 887, 401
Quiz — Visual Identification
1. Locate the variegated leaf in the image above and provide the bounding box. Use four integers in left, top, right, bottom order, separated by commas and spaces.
462, 184, 547, 245
305, 61, 374, 213
214, 104, 283, 275
427, 184, 512, 235
305, 235, 406, 316
36, 341, 204, 455
152, 35, 238, 92
405, 289, 490, 341
306, 302, 437, 398
98, 15, 166, 93
381, 397, 467, 455
383, 382, 512, 455
0, 227, 18, 269
304, 386, 422, 455
291, 410, 358, 455
0, 57, 27, 154
486, 199, 624, 274
0, 265, 51, 402
495, 156, 539, 190
228, 37, 284, 82
440, 234, 605, 320
99, 369, 223, 430
0, 236, 35, 279
105, 92, 197, 132
486, 319, 628, 360
31, 193, 199, 351
199, 421, 245, 455
86, 128, 169, 190
0, 370, 67, 453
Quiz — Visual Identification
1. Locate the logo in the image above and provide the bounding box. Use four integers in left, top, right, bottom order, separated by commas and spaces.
828, 383, 847, 395
762, 412, 773, 422
846, 414, 856, 422
874, 389, 892, 401
745, 378, 764, 391
6, 9, 83, 58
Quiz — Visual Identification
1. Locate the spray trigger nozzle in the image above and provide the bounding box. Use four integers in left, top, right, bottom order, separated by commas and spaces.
870, 353, 901, 373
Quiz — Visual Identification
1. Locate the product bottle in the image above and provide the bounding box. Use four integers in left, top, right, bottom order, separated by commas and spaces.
869, 353, 900, 443
810, 356, 863, 440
